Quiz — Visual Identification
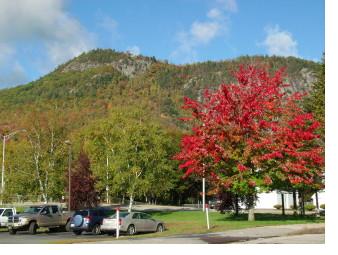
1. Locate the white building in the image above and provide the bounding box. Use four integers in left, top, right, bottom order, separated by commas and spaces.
255, 190, 325, 209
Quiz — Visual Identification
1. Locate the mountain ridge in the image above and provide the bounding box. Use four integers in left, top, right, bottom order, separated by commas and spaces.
0, 49, 320, 128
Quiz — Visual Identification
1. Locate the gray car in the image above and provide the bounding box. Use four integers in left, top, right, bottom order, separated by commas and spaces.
101, 211, 165, 235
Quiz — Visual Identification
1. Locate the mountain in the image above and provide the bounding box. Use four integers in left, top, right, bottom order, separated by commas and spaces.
0, 48, 319, 128
0, 49, 321, 205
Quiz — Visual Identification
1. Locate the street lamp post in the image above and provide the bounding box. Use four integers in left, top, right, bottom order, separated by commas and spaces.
65, 140, 72, 211
0, 129, 26, 205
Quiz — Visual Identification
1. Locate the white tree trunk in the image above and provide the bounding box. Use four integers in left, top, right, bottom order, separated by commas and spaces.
128, 194, 134, 212
34, 155, 48, 203
248, 208, 255, 221
30, 132, 48, 204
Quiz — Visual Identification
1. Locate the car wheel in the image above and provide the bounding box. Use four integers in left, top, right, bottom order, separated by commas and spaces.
156, 224, 164, 233
73, 230, 82, 235
9, 229, 17, 235
92, 224, 101, 235
28, 221, 37, 235
65, 220, 71, 232
127, 224, 136, 235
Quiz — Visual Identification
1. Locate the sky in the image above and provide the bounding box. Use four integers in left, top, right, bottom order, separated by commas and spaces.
0, 0, 324, 88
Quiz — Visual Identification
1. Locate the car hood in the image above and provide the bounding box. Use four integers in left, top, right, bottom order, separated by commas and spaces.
15, 213, 37, 218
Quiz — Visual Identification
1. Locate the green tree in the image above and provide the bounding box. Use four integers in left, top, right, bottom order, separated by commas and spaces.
304, 55, 325, 134
81, 106, 179, 210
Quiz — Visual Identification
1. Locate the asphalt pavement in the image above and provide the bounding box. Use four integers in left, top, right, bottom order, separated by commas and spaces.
94, 223, 324, 244
0, 231, 116, 244
0, 223, 324, 244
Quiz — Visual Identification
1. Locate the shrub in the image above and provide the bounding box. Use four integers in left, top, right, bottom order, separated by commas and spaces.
274, 204, 282, 210
320, 204, 325, 209
304, 204, 316, 211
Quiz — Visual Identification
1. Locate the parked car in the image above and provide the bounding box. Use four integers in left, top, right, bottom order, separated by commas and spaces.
0, 208, 16, 228
70, 207, 114, 235
7, 205, 72, 235
209, 199, 221, 210
101, 211, 165, 236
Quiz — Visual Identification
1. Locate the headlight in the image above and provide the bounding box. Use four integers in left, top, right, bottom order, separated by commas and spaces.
20, 218, 28, 223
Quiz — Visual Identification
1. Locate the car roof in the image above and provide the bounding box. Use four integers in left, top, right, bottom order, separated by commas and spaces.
26, 205, 58, 207
76, 207, 114, 211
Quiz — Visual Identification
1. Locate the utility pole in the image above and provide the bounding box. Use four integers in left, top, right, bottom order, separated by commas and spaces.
106, 154, 109, 204
65, 140, 72, 211
0, 129, 26, 205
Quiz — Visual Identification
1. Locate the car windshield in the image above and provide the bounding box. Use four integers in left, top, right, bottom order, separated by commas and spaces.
109, 212, 129, 219
0, 209, 3, 214
23, 206, 43, 214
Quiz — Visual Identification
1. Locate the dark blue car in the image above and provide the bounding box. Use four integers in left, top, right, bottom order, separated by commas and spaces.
70, 208, 114, 235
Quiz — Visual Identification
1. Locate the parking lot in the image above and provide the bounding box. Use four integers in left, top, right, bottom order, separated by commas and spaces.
0, 222, 325, 244
0, 230, 120, 244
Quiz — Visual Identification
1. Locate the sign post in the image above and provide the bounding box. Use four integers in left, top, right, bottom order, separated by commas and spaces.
206, 203, 210, 230
116, 207, 120, 239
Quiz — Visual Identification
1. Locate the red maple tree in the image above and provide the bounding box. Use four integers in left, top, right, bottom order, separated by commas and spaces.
175, 65, 324, 217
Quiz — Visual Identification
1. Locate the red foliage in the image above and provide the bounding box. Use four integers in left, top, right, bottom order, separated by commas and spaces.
174, 65, 324, 193
237, 164, 248, 172
66, 152, 98, 210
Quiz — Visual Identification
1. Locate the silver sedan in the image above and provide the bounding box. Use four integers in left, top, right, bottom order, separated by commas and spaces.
101, 211, 165, 235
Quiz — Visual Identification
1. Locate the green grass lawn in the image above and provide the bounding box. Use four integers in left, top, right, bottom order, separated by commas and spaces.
133, 210, 324, 238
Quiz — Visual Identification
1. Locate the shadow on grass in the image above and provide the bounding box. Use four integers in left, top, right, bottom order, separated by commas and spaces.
217, 213, 323, 222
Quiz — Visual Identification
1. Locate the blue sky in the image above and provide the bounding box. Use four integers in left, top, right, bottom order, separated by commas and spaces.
0, 0, 324, 88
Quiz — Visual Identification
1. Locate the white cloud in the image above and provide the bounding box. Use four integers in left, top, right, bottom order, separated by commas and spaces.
207, 8, 223, 19
126, 46, 141, 56
170, 3, 231, 64
170, 32, 198, 63
262, 25, 298, 57
190, 21, 221, 44
0, 0, 95, 86
170, 0, 238, 64
217, 0, 238, 13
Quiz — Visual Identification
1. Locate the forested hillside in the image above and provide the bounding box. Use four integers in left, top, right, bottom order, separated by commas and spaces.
0, 49, 320, 206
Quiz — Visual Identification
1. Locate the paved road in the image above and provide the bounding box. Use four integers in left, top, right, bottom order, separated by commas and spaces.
0, 231, 117, 244
96, 223, 325, 244
240, 234, 325, 244
0, 223, 324, 244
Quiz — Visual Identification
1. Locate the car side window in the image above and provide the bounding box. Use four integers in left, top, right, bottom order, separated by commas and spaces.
104, 210, 114, 217
132, 213, 140, 219
140, 213, 151, 219
3, 209, 13, 217
51, 206, 59, 214
41, 207, 50, 215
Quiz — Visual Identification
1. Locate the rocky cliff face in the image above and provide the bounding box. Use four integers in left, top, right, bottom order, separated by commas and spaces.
60, 52, 154, 78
